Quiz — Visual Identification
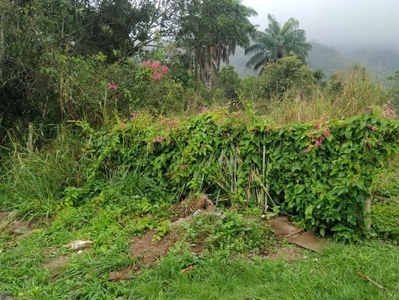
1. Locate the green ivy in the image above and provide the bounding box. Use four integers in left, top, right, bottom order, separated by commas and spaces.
68, 108, 399, 240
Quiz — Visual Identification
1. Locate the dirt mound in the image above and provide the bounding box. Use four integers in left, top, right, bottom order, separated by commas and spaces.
129, 229, 205, 265
128, 195, 217, 267
0, 210, 34, 238
171, 195, 215, 218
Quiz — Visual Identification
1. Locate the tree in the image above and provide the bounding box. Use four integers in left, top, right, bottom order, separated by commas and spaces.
0, 0, 187, 136
257, 54, 316, 99
216, 65, 241, 100
68, 0, 187, 61
245, 14, 311, 73
178, 0, 256, 92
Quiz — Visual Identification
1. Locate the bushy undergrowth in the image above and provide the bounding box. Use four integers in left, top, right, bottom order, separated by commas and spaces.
1, 64, 398, 242
0, 128, 85, 218
183, 211, 270, 253
56, 107, 399, 240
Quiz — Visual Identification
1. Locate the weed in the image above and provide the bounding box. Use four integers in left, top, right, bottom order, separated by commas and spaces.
183, 211, 269, 254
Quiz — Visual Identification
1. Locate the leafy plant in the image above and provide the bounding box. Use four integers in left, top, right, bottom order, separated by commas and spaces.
183, 211, 269, 253
66, 108, 399, 240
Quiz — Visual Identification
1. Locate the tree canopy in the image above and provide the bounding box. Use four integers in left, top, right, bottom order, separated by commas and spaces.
178, 0, 257, 91
245, 14, 312, 72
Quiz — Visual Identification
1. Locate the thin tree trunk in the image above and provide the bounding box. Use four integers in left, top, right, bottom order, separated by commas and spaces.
204, 46, 212, 93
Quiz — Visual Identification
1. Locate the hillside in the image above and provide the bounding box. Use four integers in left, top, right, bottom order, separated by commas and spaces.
228, 42, 399, 81
307, 41, 350, 77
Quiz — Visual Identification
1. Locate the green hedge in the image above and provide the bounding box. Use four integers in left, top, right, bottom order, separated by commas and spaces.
71, 109, 399, 240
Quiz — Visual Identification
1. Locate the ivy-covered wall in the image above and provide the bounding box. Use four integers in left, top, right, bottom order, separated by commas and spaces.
70, 109, 399, 240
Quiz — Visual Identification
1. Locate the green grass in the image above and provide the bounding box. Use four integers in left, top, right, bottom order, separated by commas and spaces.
1, 224, 399, 300
133, 243, 399, 300
1, 194, 399, 299
1, 73, 399, 299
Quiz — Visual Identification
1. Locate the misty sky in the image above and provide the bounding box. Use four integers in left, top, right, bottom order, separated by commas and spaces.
242, 0, 399, 49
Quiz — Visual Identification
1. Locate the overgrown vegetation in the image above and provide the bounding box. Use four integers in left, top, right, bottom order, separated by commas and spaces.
1, 0, 399, 298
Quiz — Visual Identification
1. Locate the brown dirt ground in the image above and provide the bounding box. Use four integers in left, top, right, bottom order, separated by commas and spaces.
129, 229, 206, 265
0, 205, 311, 284
0, 210, 35, 238
129, 196, 214, 266
171, 195, 215, 218
0, 211, 9, 221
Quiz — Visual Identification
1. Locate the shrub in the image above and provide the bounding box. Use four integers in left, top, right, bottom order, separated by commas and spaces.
64, 108, 399, 240
257, 54, 316, 100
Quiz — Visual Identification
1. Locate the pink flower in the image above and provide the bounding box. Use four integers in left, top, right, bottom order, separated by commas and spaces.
152, 72, 163, 80
323, 128, 331, 137
201, 107, 209, 114
107, 83, 118, 91
151, 61, 161, 70
141, 60, 151, 67
169, 120, 178, 128
313, 138, 322, 147
160, 65, 169, 74
180, 165, 187, 171
382, 102, 397, 118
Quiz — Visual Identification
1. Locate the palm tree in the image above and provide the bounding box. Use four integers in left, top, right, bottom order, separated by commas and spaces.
245, 14, 312, 72
179, 0, 257, 92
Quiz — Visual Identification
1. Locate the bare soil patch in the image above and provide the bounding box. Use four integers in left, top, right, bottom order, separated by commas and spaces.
0, 211, 9, 222
129, 229, 205, 265
42, 255, 71, 277
108, 265, 141, 282
0, 210, 35, 239
171, 195, 215, 218
129, 195, 216, 267
41, 241, 94, 278
266, 244, 305, 262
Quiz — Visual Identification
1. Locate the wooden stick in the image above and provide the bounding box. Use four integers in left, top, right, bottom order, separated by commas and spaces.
357, 271, 386, 290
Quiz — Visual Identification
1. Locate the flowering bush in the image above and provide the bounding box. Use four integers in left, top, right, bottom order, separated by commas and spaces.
140, 60, 170, 80
130, 60, 184, 114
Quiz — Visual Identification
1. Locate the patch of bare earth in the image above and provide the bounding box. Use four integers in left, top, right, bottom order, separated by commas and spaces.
42, 242, 93, 278
0, 210, 40, 239
119, 196, 215, 281
41, 254, 71, 278
265, 243, 305, 262
171, 195, 215, 218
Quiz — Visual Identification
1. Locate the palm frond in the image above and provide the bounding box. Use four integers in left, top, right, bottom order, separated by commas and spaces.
246, 51, 269, 70
245, 43, 266, 55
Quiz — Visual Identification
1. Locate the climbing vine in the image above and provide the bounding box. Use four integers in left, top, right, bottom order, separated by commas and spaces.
68, 108, 399, 240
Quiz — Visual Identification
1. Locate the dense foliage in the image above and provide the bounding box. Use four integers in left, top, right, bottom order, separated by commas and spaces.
245, 14, 312, 72
1, 0, 399, 245
61, 109, 399, 240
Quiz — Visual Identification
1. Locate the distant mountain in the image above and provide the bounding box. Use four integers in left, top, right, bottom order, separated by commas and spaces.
307, 41, 349, 78
344, 46, 399, 80
226, 42, 399, 81
307, 41, 399, 80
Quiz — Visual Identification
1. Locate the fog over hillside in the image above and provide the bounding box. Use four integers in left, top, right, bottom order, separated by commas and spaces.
227, 1, 399, 79
242, 0, 399, 50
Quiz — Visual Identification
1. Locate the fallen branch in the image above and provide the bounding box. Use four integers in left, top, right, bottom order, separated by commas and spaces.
357, 271, 386, 290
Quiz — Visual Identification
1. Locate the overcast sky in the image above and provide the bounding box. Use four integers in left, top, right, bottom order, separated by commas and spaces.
242, 0, 399, 49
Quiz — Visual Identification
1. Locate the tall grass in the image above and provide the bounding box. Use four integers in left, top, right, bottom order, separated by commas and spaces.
0, 126, 85, 218
253, 67, 391, 125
